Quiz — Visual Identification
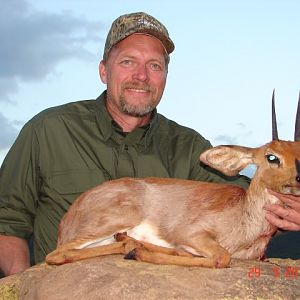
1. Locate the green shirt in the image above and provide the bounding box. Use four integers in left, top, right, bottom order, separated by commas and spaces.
0, 91, 249, 263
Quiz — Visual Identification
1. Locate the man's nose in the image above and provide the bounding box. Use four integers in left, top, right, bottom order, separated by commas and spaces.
132, 64, 148, 81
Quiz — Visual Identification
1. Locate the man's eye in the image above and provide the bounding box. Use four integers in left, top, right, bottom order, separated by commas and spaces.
150, 63, 162, 70
121, 60, 132, 66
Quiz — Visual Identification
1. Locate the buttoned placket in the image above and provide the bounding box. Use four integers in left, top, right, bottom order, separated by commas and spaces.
113, 128, 146, 178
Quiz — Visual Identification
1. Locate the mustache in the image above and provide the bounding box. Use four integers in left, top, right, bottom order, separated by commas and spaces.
122, 82, 154, 92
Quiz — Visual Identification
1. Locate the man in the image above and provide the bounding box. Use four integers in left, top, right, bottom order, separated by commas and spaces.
0, 12, 298, 277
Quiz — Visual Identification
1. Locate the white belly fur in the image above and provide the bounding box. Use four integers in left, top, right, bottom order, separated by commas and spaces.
77, 221, 173, 249
127, 221, 173, 248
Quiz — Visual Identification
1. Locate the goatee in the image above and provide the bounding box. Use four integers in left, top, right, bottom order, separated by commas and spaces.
119, 98, 155, 117
120, 83, 157, 117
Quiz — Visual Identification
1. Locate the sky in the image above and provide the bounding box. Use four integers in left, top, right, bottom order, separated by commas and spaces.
1, 0, 300, 177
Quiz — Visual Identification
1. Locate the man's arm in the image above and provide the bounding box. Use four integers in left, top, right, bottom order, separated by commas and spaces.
0, 122, 39, 276
0, 235, 30, 276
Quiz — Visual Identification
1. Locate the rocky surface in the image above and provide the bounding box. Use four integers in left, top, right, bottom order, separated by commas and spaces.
0, 256, 300, 299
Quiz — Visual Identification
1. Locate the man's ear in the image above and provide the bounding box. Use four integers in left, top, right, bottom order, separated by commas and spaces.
99, 61, 107, 84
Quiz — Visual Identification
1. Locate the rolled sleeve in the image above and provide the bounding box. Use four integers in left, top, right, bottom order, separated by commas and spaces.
0, 122, 39, 240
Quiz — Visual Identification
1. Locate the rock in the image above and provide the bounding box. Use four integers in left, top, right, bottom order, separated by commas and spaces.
0, 256, 299, 299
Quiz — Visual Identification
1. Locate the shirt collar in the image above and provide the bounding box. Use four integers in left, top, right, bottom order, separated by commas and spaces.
95, 91, 159, 147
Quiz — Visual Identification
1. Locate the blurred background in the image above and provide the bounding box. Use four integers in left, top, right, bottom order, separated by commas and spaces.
1, 0, 300, 179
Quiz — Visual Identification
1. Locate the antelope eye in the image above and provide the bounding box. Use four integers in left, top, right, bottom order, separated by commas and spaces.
266, 154, 280, 165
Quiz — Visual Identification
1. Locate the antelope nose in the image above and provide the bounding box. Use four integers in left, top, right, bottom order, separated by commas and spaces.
296, 159, 300, 183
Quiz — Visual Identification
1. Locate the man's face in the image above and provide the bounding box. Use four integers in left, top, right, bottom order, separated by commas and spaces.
100, 34, 168, 117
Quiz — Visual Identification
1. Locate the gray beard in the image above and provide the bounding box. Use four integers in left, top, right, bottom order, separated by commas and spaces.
119, 97, 156, 117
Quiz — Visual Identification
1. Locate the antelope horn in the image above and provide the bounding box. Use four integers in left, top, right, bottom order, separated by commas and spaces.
295, 91, 300, 141
272, 89, 279, 141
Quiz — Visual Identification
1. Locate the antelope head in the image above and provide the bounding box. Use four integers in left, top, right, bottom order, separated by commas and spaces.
200, 91, 300, 196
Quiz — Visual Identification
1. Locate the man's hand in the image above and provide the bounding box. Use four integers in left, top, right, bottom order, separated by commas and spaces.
0, 235, 30, 276
264, 190, 300, 231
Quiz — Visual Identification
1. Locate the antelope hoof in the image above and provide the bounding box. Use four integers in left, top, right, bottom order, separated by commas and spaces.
124, 249, 138, 260
114, 232, 128, 241
46, 252, 67, 265
214, 253, 231, 268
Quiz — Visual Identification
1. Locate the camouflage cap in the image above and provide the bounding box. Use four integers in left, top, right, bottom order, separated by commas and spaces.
103, 12, 175, 61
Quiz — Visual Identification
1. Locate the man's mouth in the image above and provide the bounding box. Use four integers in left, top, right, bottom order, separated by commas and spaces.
123, 83, 152, 93
126, 88, 149, 93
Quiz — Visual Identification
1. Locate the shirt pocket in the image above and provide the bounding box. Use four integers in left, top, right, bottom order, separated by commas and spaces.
49, 169, 107, 195
40, 169, 107, 211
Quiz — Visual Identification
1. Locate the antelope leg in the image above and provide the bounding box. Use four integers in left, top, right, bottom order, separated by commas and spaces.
46, 240, 128, 265
125, 248, 217, 268
178, 231, 231, 268
115, 232, 193, 257
125, 231, 232, 268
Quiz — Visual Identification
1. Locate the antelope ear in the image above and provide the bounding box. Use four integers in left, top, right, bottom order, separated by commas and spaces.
200, 145, 255, 176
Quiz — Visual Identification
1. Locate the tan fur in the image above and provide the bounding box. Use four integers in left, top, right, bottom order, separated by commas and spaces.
46, 140, 300, 268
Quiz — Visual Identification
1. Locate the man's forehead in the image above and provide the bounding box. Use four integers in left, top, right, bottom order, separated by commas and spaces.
112, 33, 167, 54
